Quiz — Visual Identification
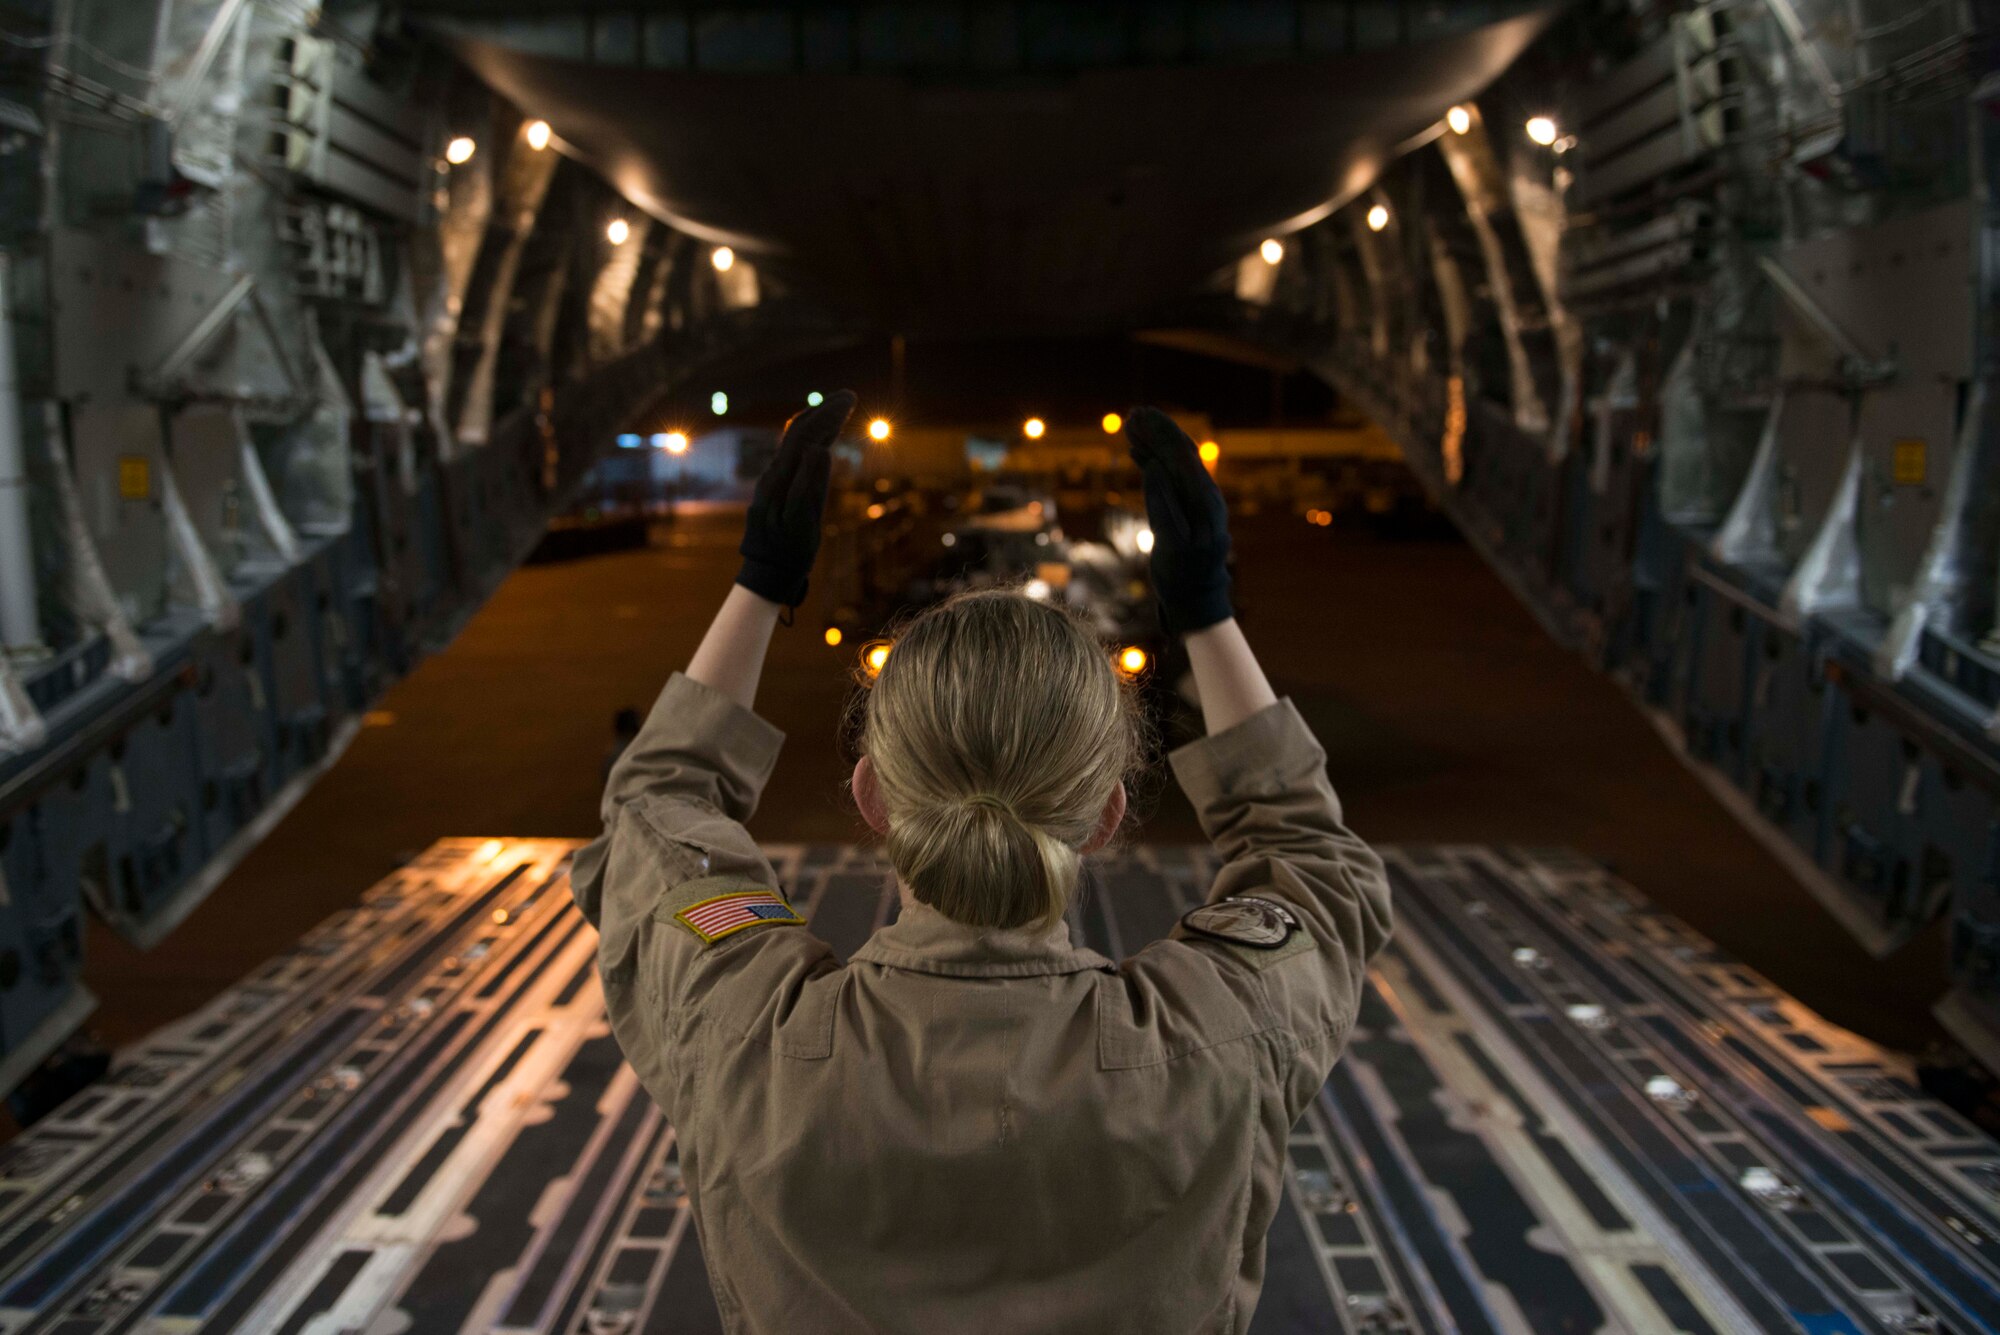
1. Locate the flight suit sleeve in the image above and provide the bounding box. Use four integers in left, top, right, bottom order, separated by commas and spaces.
569, 672, 829, 1109
1168, 698, 1393, 1117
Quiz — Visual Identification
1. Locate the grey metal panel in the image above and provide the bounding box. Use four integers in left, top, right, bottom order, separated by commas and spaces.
323, 103, 424, 186
67, 402, 171, 628
1582, 77, 1692, 163
1577, 119, 1707, 204
166, 406, 252, 580
1575, 31, 1676, 124
48, 229, 238, 402
309, 150, 423, 222
1774, 385, 1856, 571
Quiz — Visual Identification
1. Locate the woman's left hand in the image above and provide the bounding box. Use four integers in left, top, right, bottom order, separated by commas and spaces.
736, 389, 857, 608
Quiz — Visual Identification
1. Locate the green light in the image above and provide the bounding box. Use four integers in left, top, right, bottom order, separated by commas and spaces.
711, 391, 728, 416
806, 391, 824, 407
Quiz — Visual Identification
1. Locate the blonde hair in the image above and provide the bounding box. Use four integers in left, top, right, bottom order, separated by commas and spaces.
861, 589, 1143, 930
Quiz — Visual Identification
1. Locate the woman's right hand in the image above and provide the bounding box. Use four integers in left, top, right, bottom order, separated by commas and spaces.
735, 389, 857, 608
1124, 407, 1233, 634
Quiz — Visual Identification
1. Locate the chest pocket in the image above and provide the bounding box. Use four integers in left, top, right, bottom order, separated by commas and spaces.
1095, 943, 1277, 1070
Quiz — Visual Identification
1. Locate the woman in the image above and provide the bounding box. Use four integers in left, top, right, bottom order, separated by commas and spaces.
571, 391, 1392, 1333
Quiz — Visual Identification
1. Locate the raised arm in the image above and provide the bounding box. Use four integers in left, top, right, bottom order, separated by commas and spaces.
568, 392, 854, 1109
1124, 406, 1393, 1116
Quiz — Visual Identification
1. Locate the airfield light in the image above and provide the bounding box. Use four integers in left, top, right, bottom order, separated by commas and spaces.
864, 641, 892, 676
606, 217, 631, 245
1102, 412, 1123, 434
663, 431, 689, 454
711, 391, 728, 416
1198, 440, 1220, 465
824, 627, 843, 647
445, 136, 476, 165
1260, 238, 1284, 265
1527, 115, 1559, 146
868, 417, 892, 442
1023, 417, 1046, 439
1118, 646, 1149, 676
1367, 203, 1390, 232
712, 246, 735, 272
525, 120, 552, 150
807, 391, 824, 406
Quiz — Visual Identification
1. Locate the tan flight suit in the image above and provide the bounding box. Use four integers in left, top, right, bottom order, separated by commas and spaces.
571, 672, 1393, 1334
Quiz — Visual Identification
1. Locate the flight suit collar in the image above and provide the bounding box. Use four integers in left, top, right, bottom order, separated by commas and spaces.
851, 899, 1117, 978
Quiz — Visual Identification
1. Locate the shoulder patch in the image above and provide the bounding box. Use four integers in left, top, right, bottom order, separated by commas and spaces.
672, 889, 805, 945
1181, 896, 1299, 948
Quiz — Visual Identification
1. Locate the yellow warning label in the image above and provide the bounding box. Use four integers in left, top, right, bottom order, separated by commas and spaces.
117, 455, 151, 500
1891, 438, 1926, 485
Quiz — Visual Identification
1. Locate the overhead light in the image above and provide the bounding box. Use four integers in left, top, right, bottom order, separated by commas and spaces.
1101, 412, 1123, 434
1527, 115, 1559, 146
868, 417, 892, 442
663, 431, 689, 454
1023, 417, 1046, 439
1135, 527, 1155, 554
445, 136, 476, 165
824, 627, 843, 647
1366, 203, 1390, 232
1446, 105, 1472, 135
710, 391, 728, 416
1259, 238, 1284, 265
1117, 645, 1149, 676
606, 218, 631, 245
807, 391, 824, 406
1197, 440, 1220, 465
712, 246, 735, 272
525, 119, 552, 151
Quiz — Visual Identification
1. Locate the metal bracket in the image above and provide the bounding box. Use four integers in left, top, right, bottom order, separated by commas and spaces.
0, 653, 46, 757
157, 451, 239, 631
1711, 391, 1785, 566
163, 0, 251, 126
1758, 256, 1896, 386
142, 274, 305, 406
1779, 436, 1865, 626
44, 405, 151, 681
232, 407, 300, 565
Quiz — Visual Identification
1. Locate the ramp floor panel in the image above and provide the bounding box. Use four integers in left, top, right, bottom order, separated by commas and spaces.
1, 839, 1996, 1334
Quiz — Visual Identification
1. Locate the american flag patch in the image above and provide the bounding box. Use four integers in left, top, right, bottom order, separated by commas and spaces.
673, 890, 804, 944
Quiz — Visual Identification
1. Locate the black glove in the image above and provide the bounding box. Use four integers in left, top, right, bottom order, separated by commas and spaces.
1125, 406, 1233, 634
737, 389, 856, 608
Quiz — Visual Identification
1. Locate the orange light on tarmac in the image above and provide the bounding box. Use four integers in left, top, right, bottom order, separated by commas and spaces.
1101, 412, 1123, 434
868, 418, 892, 442
1118, 646, 1149, 676
1198, 440, 1220, 465
824, 627, 843, 647
863, 641, 892, 676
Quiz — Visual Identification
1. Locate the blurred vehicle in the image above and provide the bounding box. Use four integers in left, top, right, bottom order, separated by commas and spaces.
829, 482, 1177, 727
